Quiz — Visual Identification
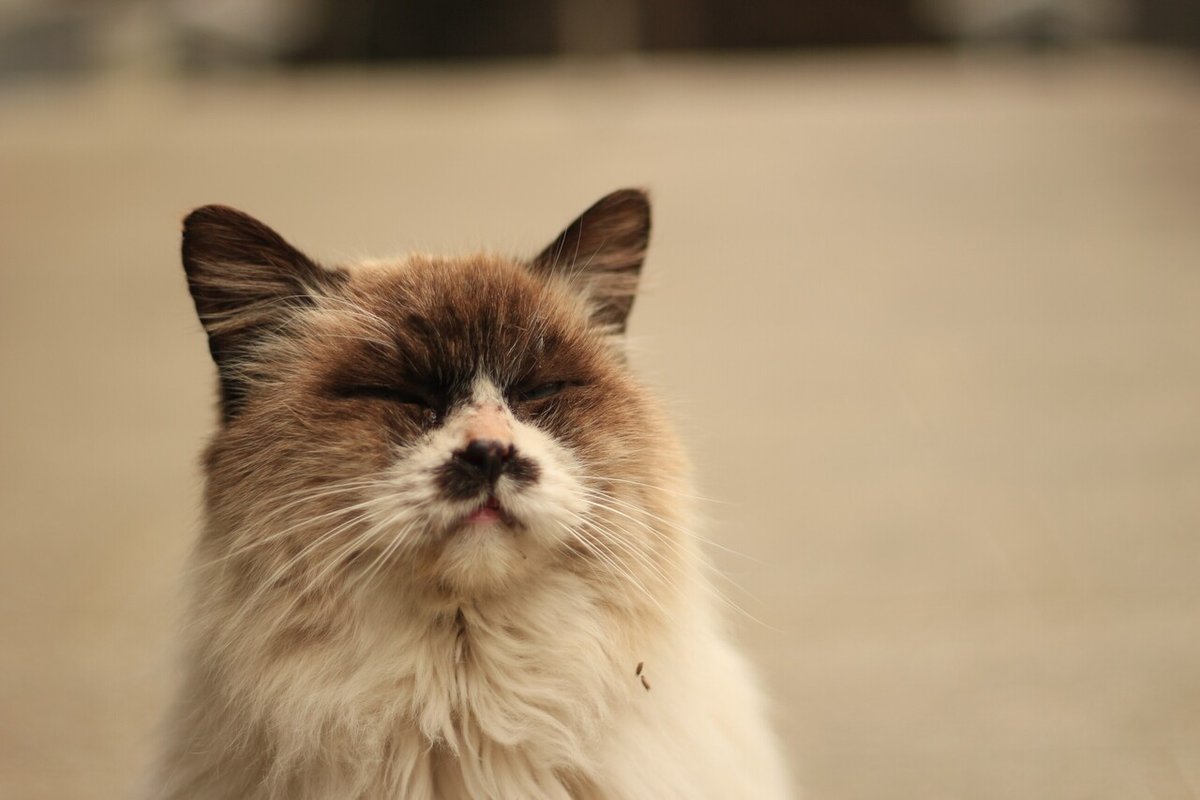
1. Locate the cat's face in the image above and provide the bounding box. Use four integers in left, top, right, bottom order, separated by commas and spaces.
184, 191, 683, 599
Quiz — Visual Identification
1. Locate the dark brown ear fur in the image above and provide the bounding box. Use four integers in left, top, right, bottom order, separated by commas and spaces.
181, 205, 341, 420
530, 189, 651, 333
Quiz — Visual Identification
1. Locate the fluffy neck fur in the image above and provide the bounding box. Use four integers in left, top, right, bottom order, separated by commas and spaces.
166, 552, 699, 799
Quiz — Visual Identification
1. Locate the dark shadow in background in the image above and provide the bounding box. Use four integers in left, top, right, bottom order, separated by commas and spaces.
287, 0, 1195, 63
294, 0, 941, 62
0, 1, 1196, 78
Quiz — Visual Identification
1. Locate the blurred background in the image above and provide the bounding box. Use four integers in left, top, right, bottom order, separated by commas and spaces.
2, 1, 1199, 798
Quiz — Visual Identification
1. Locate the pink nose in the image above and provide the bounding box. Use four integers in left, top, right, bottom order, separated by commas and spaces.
462, 403, 512, 449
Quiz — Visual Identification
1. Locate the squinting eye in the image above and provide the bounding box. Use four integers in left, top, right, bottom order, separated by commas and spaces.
516, 381, 565, 402
340, 386, 432, 408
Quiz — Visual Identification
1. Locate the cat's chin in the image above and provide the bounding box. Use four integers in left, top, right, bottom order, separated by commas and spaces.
425, 524, 534, 596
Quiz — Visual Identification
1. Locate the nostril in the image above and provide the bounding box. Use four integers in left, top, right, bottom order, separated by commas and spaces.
457, 439, 511, 484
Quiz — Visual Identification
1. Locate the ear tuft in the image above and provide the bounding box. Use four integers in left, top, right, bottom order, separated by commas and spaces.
181, 205, 339, 420
530, 188, 651, 333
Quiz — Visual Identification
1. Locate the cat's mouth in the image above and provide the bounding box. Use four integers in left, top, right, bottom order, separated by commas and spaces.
461, 494, 515, 528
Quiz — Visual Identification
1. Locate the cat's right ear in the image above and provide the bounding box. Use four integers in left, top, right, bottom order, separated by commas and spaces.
530, 189, 651, 335
181, 205, 340, 420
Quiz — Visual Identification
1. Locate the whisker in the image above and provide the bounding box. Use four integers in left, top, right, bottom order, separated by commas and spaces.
352, 517, 421, 593
561, 522, 669, 617
191, 490, 393, 575
229, 509, 379, 622
576, 495, 774, 628
581, 486, 758, 562
244, 514, 400, 643
563, 506, 678, 586
582, 473, 727, 504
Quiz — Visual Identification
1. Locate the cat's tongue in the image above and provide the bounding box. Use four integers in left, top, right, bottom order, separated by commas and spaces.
465, 496, 502, 525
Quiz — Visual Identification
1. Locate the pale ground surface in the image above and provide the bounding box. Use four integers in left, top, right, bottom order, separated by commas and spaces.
1, 49, 1198, 799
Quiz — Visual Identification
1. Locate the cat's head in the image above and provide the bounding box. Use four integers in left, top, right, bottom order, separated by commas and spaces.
183, 190, 687, 601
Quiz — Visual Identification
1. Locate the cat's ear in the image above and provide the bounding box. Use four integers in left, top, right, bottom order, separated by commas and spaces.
530, 188, 650, 334
181, 205, 340, 419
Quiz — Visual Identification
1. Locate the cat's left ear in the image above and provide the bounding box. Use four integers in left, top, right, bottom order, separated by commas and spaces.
181, 205, 342, 419
530, 188, 650, 334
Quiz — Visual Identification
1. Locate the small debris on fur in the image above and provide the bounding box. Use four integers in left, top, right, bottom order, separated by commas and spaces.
640, 675, 651, 691
635, 661, 643, 676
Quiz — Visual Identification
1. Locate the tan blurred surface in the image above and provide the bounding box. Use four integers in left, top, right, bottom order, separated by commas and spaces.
2, 49, 1199, 799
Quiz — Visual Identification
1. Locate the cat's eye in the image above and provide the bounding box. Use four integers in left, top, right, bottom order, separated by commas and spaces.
515, 381, 566, 402
340, 385, 433, 409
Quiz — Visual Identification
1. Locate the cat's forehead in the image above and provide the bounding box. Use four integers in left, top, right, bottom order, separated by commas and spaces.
320, 252, 596, 383
350, 256, 542, 307
346, 253, 564, 317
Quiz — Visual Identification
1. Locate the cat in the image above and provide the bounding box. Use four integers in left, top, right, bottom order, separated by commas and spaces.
149, 189, 791, 799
